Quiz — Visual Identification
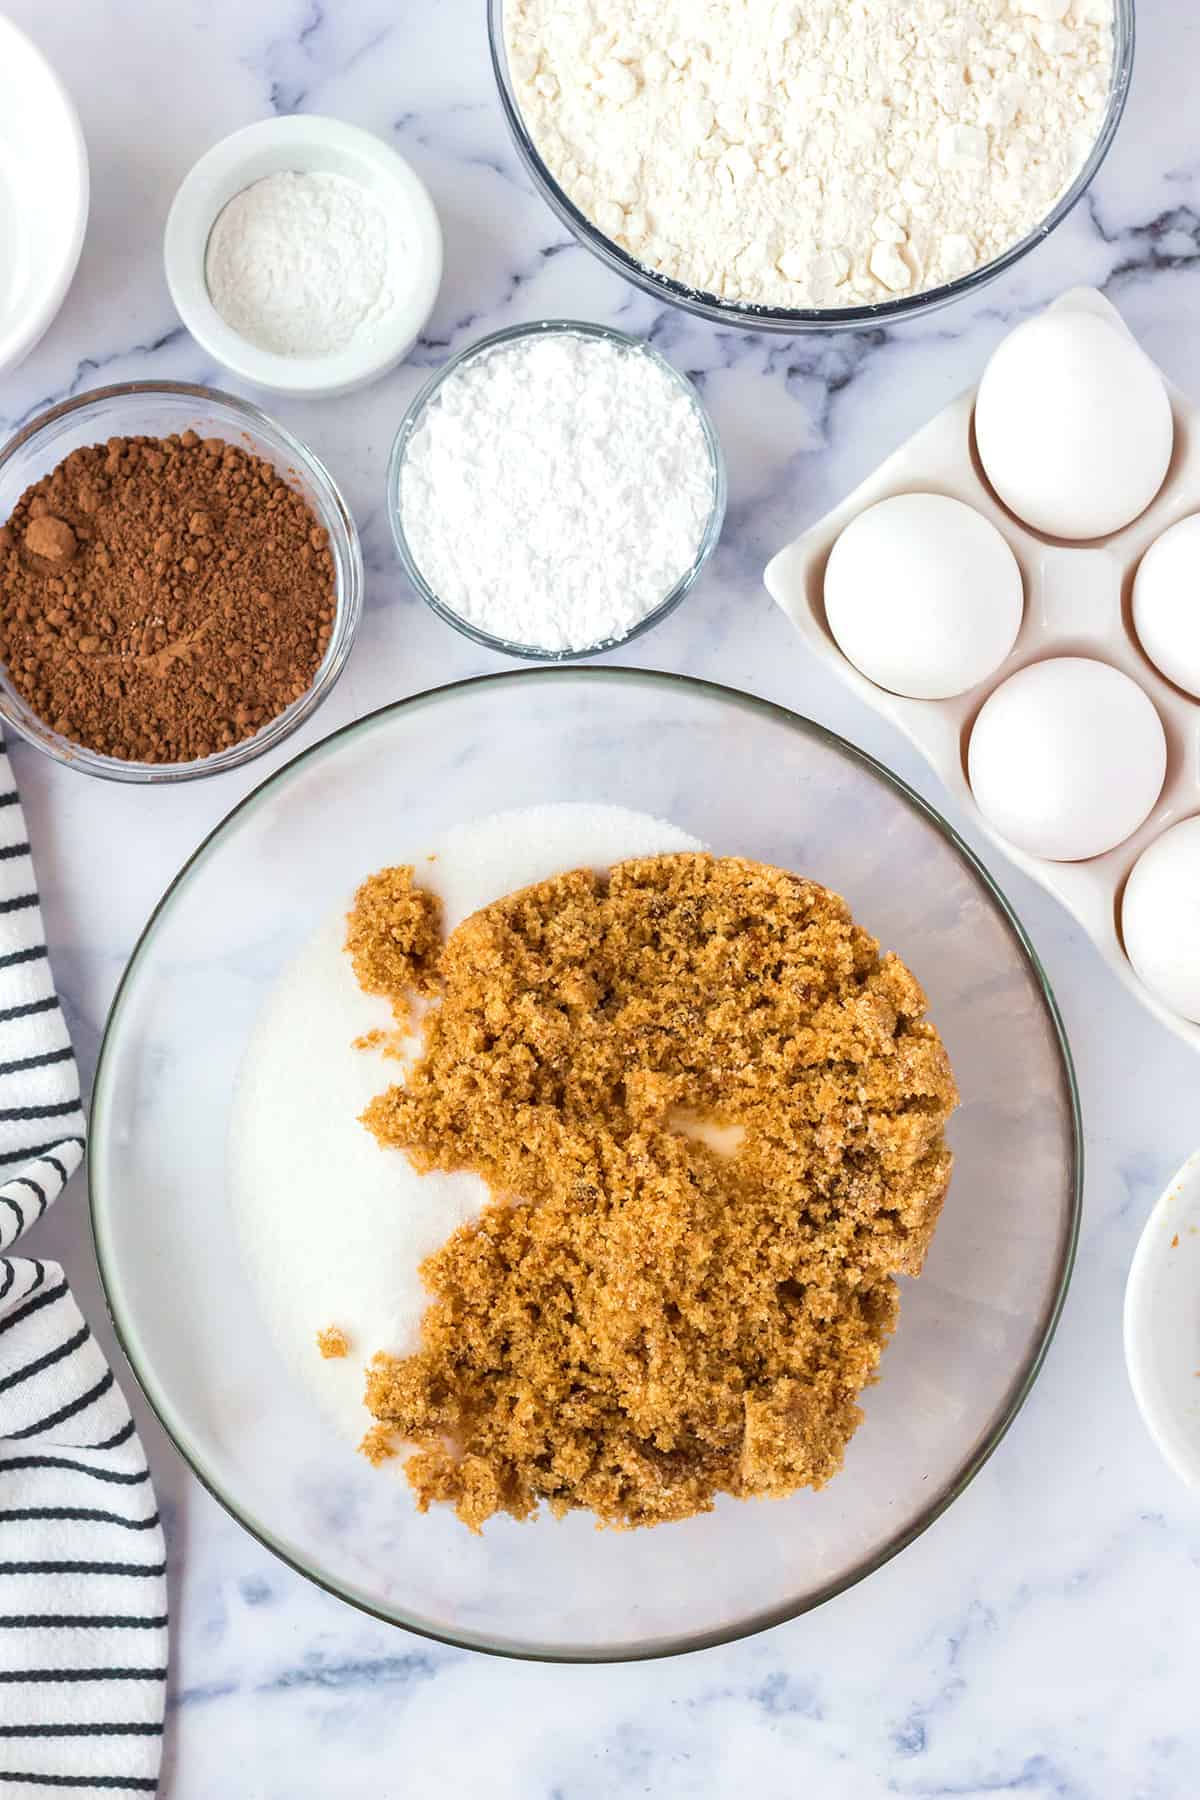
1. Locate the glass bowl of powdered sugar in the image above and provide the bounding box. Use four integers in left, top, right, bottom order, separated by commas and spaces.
490, 0, 1134, 330
387, 320, 726, 659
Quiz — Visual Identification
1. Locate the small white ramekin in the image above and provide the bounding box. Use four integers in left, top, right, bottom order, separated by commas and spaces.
164, 115, 442, 399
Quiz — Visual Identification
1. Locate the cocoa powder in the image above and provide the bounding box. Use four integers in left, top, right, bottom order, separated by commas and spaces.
0, 430, 337, 764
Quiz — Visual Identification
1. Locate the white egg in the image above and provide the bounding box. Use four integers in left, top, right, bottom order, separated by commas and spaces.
823, 493, 1023, 699
1122, 816, 1200, 1023
974, 312, 1174, 540
968, 658, 1167, 862
1132, 513, 1200, 699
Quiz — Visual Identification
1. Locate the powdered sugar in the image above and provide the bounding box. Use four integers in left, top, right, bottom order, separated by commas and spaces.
397, 329, 716, 653
205, 170, 397, 356
506, 0, 1114, 310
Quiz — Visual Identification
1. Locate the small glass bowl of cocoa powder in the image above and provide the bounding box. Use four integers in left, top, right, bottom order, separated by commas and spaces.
0, 382, 362, 782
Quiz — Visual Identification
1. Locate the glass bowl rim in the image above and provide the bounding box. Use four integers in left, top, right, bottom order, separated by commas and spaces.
487, 0, 1135, 331
386, 319, 727, 660
0, 379, 364, 783
88, 665, 1083, 1663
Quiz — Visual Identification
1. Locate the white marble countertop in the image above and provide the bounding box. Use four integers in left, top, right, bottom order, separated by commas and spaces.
3, 0, 1199, 1793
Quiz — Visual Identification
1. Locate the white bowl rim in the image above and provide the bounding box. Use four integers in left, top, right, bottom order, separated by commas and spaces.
1123, 1147, 1200, 1493
0, 15, 90, 377
163, 114, 442, 398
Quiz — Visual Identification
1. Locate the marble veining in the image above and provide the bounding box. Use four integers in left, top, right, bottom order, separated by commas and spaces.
2, 0, 1199, 1793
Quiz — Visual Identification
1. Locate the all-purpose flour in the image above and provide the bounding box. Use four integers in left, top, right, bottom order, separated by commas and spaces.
230, 803, 703, 1447
506, 0, 1114, 310
398, 331, 714, 652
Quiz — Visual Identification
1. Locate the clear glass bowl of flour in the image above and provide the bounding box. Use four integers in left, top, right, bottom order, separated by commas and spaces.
387, 320, 726, 659
89, 668, 1080, 1661
488, 0, 1135, 331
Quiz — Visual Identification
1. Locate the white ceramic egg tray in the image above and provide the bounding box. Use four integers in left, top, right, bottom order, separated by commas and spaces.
765, 287, 1200, 1052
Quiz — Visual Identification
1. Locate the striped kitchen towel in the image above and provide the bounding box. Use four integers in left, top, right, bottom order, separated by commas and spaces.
0, 734, 167, 1797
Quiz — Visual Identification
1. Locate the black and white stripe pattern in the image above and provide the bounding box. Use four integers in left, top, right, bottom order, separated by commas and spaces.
0, 736, 166, 1798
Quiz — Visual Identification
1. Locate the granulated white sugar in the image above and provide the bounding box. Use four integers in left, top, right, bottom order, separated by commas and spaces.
229, 803, 704, 1445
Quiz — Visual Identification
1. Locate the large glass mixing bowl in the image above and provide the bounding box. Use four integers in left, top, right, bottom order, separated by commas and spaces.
489, 0, 1135, 332
90, 669, 1080, 1661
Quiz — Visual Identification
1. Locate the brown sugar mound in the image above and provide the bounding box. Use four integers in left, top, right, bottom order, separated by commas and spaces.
353, 853, 958, 1532
344, 866, 443, 1029
0, 430, 337, 763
